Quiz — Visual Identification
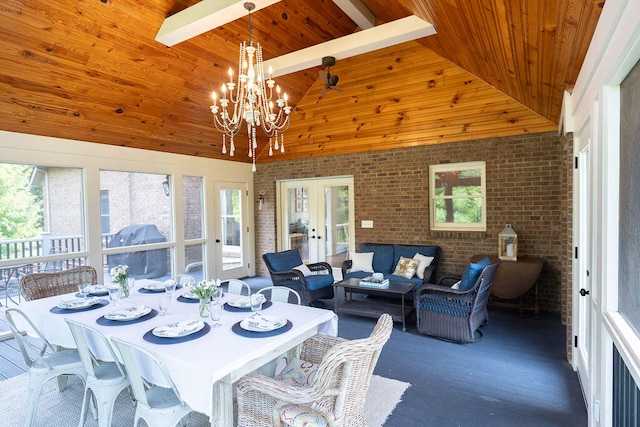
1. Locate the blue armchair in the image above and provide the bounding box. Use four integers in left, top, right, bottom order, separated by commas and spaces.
262, 249, 334, 306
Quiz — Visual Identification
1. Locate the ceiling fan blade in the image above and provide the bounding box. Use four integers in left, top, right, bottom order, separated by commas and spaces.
320, 86, 328, 97
331, 86, 343, 93
319, 69, 328, 84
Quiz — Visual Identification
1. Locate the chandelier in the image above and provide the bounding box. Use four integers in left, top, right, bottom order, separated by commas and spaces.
209, 2, 292, 172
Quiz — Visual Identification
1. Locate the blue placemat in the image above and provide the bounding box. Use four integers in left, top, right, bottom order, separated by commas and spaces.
50, 299, 109, 314
177, 295, 199, 304
143, 322, 211, 344
76, 290, 109, 297
231, 319, 292, 338
96, 309, 158, 326
224, 300, 272, 312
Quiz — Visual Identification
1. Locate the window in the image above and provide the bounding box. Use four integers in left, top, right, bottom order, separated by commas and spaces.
429, 161, 486, 231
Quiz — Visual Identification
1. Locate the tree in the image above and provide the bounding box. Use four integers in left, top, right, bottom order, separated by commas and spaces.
0, 163, 43, 241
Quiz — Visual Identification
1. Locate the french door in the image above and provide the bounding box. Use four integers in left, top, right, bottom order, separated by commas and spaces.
277, 177, 354, 272
214, 182, 250, 279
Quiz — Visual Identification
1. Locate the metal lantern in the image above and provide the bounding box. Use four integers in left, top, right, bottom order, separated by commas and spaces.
498, 224, 518, 261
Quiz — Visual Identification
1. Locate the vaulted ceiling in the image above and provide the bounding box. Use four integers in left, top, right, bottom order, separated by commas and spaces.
0, 0, 603, 164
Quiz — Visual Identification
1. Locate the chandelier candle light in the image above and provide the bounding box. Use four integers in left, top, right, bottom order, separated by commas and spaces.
209, 2, 291, 172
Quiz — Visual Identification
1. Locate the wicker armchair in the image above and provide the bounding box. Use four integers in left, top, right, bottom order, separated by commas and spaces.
19, 265, 98, 301
415, 261, 499, 343
262, 249, 334, 306
236, 313, 393, 427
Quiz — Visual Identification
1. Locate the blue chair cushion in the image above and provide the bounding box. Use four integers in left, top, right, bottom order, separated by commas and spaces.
459, 256, 491, 291
264, 250, 303, 272
419, 294, 470, 317
360, 244, 395, 274
392, 244, 439, 268
303, 274, 334, 291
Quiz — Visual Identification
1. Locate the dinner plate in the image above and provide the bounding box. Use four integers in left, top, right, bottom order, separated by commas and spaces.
152, 319, 205, 338
88, 285, 109, 296
240, 314, 287, 332
104, 305, 152, 321
181, 290, 200, 300
228, 294, 266, 309
143, 282, 166, 292
57, 297, 104, 310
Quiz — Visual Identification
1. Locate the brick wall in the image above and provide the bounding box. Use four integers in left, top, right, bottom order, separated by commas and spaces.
254, 131, 572, 317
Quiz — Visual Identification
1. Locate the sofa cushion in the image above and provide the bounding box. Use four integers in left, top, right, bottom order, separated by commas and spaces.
349, 251, 374, 273
303, 274, 334, 291
265, 249, 303, 272
360, 243, 395, 273
460, 256, 492, 291
392, 256, 420, 279
275, 357, 319, 386
413, 253, 435, 279
393, 244, 439, 268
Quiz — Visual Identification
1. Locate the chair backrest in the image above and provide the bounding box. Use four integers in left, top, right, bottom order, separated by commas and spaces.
262, 249, 303, 273
110, 336, 185, 408
470, 261, 499, 312
225, 279, 251, 296
65, 319, 126, 379
4, 308, 55, 369
257, 286, 301, 304
304, 313, 393, 421
170, 274, 196, 287
19, 265, 97, 301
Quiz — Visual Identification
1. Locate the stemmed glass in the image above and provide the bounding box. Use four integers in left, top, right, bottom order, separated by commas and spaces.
209, 288, 224, 327
107, 285, 120, 306
78, 283, 90, 300
163, 279, 177, 295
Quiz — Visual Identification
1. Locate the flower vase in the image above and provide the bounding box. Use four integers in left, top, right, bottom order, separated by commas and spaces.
116, 281, 129, 298
199, 299, 210, 318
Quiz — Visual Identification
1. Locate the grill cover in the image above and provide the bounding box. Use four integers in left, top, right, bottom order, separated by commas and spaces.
107, 224, 168, 279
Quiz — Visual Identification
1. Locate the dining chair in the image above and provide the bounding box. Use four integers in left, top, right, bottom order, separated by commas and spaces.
110, 336, 194, 427
257, 286, 301, 305
65, 319, 131, 427
170, 274, 196, 287
225, 278, 252, 296
5, 308, 87, 427
236, 313, 393, 427
19, 265, 98, 301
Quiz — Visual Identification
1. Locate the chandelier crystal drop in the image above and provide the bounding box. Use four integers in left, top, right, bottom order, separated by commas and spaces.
209, 2, 291, 172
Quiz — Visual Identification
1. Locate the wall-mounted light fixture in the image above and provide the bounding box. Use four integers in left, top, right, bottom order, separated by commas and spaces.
162, 175, 170, 196
258, 192, 265, 210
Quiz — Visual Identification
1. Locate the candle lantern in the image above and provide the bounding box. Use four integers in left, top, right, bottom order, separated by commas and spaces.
498, 224, 518, 261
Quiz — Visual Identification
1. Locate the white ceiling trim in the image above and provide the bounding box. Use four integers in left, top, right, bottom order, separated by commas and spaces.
331, 0, 375, 29
262, 16, 436, 77
155, 0, 280, 47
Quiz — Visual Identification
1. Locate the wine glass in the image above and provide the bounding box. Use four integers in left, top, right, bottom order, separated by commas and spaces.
107, 286, 120, 306
163, 279, 177, 295
158, 294, 171, 316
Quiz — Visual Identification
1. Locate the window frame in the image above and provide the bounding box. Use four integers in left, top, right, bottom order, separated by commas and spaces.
429, 161, 487, 232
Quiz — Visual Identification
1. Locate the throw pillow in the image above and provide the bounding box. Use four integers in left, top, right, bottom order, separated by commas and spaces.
459, 256, 492, 291
293, 263, 312, 276
275, 357, 320, 386
413, 253, 435, 279
349, 251, 374, 273
392, 256, 420, 279
451, 280, 461, 290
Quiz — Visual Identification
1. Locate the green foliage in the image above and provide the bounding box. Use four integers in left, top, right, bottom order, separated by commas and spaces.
0, 164, 43, 240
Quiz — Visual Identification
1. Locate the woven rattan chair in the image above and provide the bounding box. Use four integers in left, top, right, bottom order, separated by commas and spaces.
415, 261, 499, 343
18, 265, 97, 301
262, 249, 334, 306
236, 313, 393, 427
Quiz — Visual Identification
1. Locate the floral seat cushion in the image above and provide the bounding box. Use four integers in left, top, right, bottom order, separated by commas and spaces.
279, 403, 329, 427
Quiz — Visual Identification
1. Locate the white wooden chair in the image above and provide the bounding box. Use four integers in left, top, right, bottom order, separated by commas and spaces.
65, 319, 131, 427
170, 274, 196, 287
5, 308, 87, 427
257, 286, 301, 305
110, 336, 194, 427
225, 279, 252, 296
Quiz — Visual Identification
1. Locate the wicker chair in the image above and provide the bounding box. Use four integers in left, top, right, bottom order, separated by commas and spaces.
415, 261, 499, 343
262, 249, 334, 306
236, 313, 393, 427
19, 265, 98, 301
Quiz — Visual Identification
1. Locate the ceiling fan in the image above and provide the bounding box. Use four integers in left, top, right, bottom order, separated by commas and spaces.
319, 56, 342, 97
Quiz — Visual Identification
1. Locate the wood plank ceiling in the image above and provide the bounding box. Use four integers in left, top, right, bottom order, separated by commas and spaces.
0, 0, 603, 164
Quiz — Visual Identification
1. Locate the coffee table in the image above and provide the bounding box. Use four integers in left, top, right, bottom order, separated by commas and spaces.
333, 278, 415, 331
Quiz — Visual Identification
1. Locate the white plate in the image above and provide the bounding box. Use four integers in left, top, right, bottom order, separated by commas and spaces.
181, 290, 200, 300
143, 282, 165, 292
88, 285, 109, 295
105, 305, 152, 321
152, 319, 205, 338
228, 294, 266, 309
240, 314, 287, 332
58, 297, 103, 310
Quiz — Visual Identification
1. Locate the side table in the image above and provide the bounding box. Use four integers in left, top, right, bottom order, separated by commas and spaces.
472, 255, 544, 318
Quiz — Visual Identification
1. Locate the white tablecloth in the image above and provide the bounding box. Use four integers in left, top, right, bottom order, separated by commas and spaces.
18, 286, 338, 425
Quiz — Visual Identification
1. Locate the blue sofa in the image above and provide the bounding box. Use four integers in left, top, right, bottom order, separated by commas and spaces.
341, 243, 441, 291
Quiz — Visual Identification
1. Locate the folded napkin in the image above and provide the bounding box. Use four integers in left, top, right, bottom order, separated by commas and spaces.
232, 294, 266, 308
58, 297, 101, 309
246, 314, 286, 330
106, 305, 150, 319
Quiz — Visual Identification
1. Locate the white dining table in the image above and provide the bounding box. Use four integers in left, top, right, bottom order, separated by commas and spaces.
18, 284, 338, 427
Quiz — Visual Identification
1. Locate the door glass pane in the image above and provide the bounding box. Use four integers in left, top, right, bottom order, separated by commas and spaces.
220, 189, 242, 271
287, 187, 309, 263
183, 176, 204, 240
324, 185, 349, 269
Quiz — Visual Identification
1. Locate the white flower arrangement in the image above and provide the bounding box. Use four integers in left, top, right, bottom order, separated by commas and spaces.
189, 279, 221, 301
110, 264, 130, 297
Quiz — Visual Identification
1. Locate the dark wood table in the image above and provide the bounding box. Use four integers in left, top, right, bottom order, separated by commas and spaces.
333, 278, 415, 331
